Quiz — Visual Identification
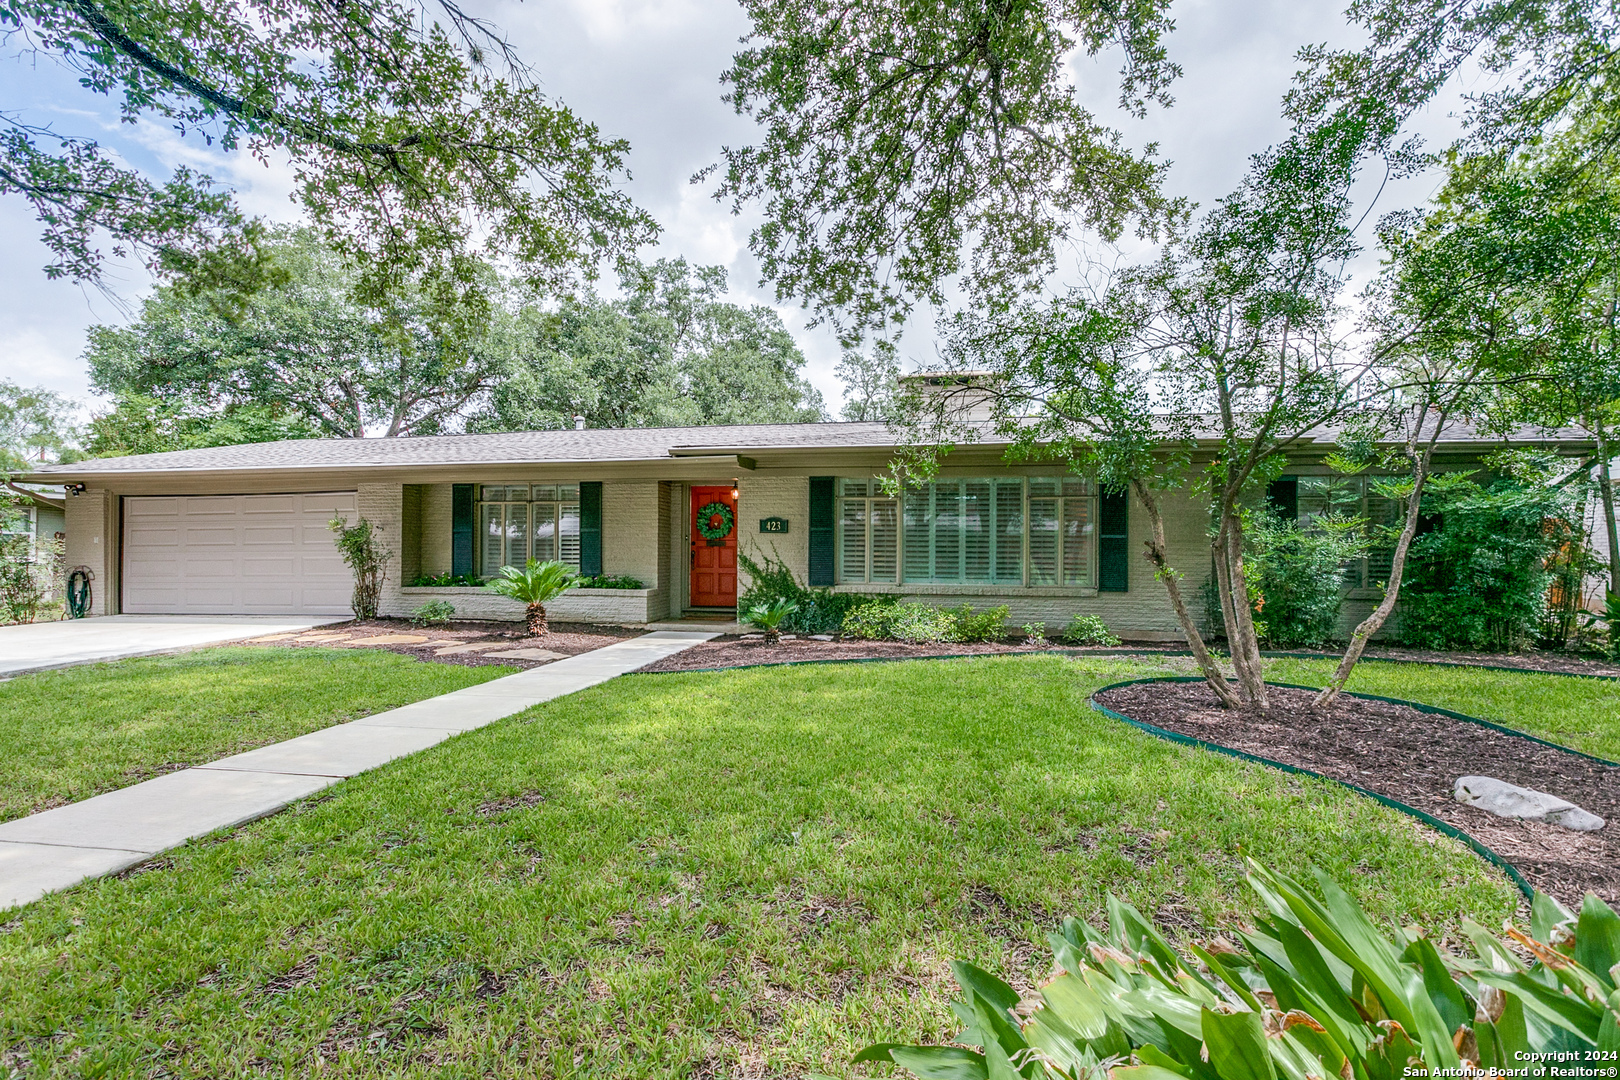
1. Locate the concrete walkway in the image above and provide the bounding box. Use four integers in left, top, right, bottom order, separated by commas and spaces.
0, 631, 716, 910
0, 615, 346, 676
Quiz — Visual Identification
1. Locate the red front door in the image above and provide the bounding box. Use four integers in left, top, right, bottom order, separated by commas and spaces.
690, 486, 738, 608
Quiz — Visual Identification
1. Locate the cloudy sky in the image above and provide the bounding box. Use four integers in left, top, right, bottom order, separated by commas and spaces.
0, 0, 1467, 419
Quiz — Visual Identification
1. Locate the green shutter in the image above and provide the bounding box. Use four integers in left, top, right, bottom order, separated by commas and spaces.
808, 476, 835, 586
1267, 477, 1299, 521
451, 484, 475, 577
579, 481, 603, 576
1098, 489, 1129, 592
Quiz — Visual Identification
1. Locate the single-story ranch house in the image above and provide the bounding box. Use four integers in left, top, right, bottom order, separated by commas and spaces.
20, 417, 1593, 639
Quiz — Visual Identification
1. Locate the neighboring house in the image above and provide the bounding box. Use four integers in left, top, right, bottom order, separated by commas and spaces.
18, 416, 1593, 638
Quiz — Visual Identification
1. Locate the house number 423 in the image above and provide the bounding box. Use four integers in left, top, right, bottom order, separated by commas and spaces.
758, 517, 789, 534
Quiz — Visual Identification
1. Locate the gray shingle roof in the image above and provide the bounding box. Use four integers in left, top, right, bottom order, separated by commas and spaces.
19, 415, 1591, 480
23, 421, 899, 476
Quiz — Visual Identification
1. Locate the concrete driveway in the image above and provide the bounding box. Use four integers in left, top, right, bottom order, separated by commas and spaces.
0, 615, 346, 676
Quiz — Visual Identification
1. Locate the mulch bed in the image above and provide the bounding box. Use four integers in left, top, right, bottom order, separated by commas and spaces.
636, 635, 1072, 672
1094, 680, 1619, 907
635, 634, 1620, 679
232, 618, 640, 670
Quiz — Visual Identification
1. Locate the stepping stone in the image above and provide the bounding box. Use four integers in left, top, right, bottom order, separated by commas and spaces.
346, 634, 430, 645
484, 648, 568, 661
432, 642, 508, 656
249, 633, 304, 642
1454, 776, 1606, 832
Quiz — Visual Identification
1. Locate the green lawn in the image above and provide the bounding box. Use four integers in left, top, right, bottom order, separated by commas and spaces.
0, 655, 1516, 1078
1264, 657, 1620, 761
0, 647, 512, 822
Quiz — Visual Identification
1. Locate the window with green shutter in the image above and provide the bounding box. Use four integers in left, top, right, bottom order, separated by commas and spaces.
474, 484, 582, 576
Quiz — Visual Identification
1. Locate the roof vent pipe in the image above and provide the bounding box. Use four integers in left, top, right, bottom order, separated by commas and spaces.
573, 415, 587, 430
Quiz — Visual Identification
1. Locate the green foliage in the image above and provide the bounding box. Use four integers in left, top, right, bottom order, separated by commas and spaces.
409, 600, 456, 627
715, 0, 1177, 337
1246, 511, 1370, 649
85, 395, 320, 458
1581, 592, 1620, 661
860, 860, 1620, 1078
949, 604, 1009, 643
483, 560, 576, 607
839, 601, 1007, 644
741, 598, 800, 645
1061, 614, 1121, 646
407, 571, 483, 588
2, 0, 655, 314
0, 501, 61, 625
1399, 475, 1574, 651
574, 574, 644, 590
737, 550, 876, 635
1023, 621, 1048, 647
0, 382, 81, 474
835, 341, 900, 421
468, 258, 825, 433
327, 516, 390, 620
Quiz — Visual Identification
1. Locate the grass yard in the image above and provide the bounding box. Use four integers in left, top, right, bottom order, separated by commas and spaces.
1265, 657, 1620, 761
0, 655, 1516, 1078
0, 647, 512, 822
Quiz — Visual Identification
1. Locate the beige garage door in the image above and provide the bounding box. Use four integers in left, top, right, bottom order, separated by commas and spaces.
123, 493, 358, 615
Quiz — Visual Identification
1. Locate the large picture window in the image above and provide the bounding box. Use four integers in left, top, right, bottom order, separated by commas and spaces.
1296, 475, 1400, 588
836, 476, 1096, 587
477, 484, 581, 575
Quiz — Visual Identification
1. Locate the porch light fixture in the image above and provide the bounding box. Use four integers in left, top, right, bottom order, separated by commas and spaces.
730, 478, 740, 501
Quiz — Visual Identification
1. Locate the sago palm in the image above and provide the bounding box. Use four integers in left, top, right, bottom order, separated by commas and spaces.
741, 598, 798, 645
484, 559, 576, 636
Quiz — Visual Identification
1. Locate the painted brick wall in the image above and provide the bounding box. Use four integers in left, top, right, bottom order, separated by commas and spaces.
399, 586, 659, 623
359, 483, 406, 619
603, 480, 662, 586
736, 475, 810, 594
63, 489, 116, 615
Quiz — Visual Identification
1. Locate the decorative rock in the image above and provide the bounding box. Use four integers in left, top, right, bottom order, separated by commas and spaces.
432, 642, 507, 656
1454, 776, 1606, 832
347, 634, 429, 645
810, 635, 834, 641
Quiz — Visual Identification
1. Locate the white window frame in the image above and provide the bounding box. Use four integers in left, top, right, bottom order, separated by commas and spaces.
475, 483, 582, 577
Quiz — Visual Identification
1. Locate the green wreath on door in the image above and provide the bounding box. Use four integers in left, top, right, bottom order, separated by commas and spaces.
696, 501, 735, 540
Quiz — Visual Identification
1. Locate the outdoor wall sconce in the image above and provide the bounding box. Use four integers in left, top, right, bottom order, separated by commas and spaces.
730, 478, 740, 501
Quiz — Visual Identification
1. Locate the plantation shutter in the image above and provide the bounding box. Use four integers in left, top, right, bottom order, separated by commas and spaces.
808, 476, 835, 586
451, 484, 475, 577
1098, 488, 1129, 592
1267, 478, 1299, 521
579, 481, 603, 576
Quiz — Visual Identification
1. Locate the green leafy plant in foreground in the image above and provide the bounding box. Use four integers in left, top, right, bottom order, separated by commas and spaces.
741, 597, 799, 645
409, 599, 456, 626
860, 861, 1620, 1078
483, 559, 576, 636
1062, 615, 1122, 647
407, 571, 483, 588
574, 574, 645, 590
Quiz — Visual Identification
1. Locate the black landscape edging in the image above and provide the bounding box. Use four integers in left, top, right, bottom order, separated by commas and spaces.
1085, 675, 1620, 901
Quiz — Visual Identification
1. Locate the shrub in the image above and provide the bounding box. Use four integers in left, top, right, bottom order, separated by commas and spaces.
1060, 613, 1121, 646
328, 515, 391, 619
888, 603, 958, 643
1400, 475, 1573, 651
859, 860, 1620, 1078
483, 559, 575, 636
840, 599, 902, 640
1245, 510, 1367, 648
410, 600, 456, 626
949, 603, 1009, 642
1021, 621, 1047, 647
574, 574, 644, 589
737, 550, 877, 634
741, 598, 798, 645
0, 504, 59, 625
408, 571, 482, 587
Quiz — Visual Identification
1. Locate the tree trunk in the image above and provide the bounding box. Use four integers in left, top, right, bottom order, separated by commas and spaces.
1131, 480, 1242, 710
1596, 429, 1620, 592
1212, 510, 1268, 710
764, 626, 782, 646
526, 602, 549, 637
1312, 432, 1439, 708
